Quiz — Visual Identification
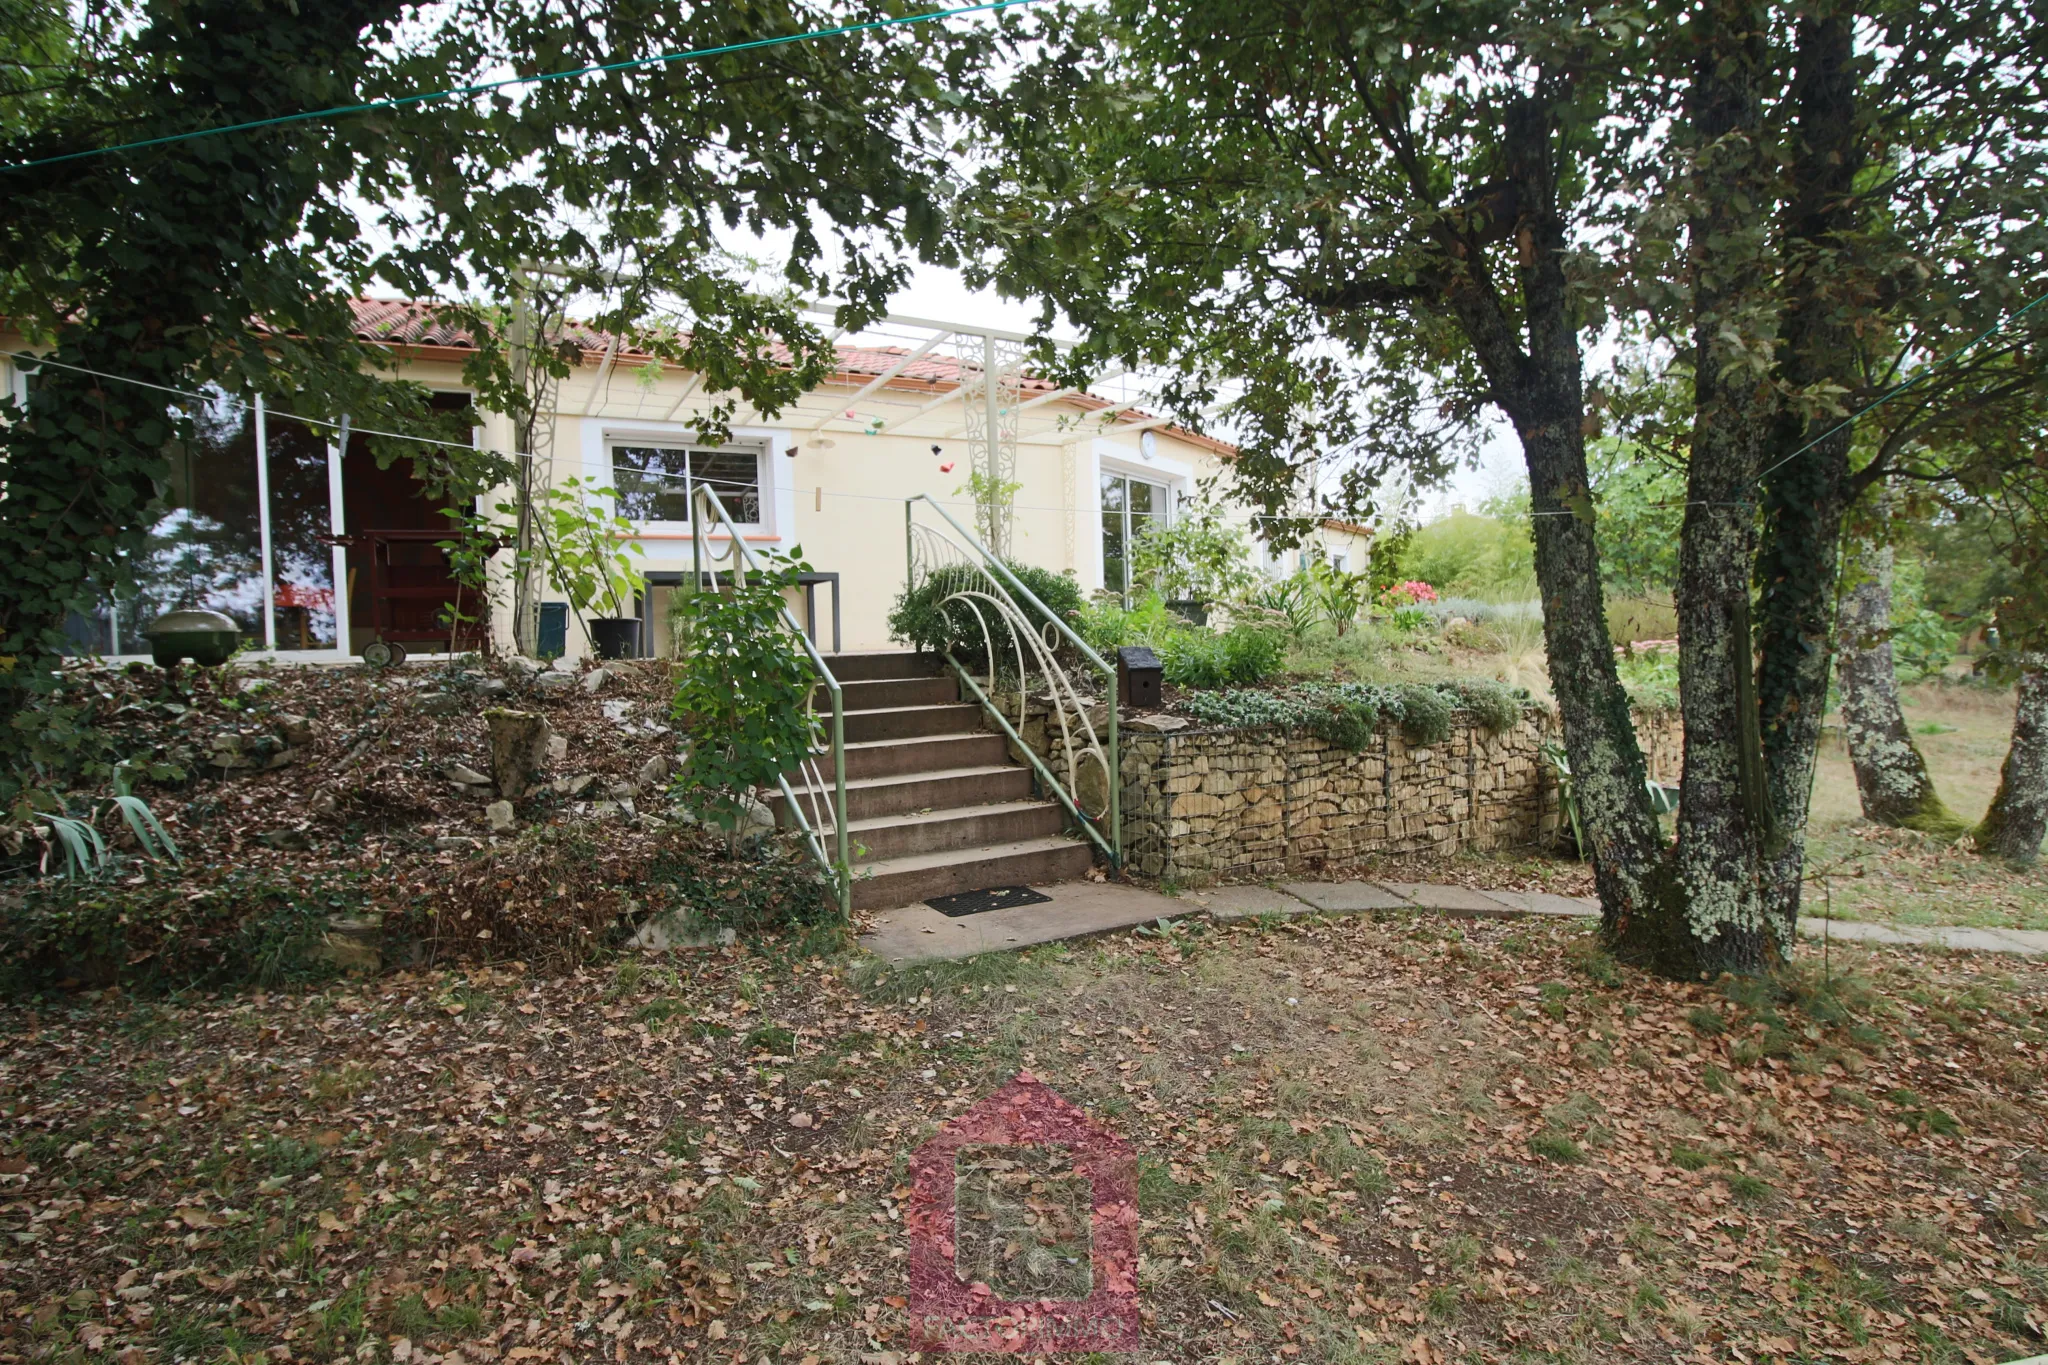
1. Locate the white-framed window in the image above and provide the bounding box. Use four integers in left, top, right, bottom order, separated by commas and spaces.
609, 439, 764, 525
1100, 470, 1171, 600
1331, 552, 1348, 573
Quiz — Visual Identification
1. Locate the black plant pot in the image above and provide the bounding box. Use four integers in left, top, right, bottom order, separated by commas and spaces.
588, 617, 642, 660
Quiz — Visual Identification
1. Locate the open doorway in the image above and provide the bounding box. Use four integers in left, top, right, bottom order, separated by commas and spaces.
339, 391, 481, 659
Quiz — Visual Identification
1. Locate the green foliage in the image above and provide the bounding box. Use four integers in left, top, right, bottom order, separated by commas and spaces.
647, 835, 835, 934
1616, 647, 1681, 713
1391, 683, 1452, 745
1129, 495, 1257, 603
888, 562, 1086, 671
1400, 507, 1536, 599
1364, 524, 1414, 597
1177, 678, 1526, 749
670, 551, 821, 836
1306, 559, 1371, 635
1890, 609, 1958, 682
1154, 624, 1285, 689
1243, 573, 1321, 637
0, 869, 361, 995
522, 476, 646, 624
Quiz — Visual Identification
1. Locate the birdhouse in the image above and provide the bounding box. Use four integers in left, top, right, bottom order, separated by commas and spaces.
1117, 645, 1162, 709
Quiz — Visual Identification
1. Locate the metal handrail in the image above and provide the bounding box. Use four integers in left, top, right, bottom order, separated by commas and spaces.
687, 486, 850, 915
903, 494, 1121, 867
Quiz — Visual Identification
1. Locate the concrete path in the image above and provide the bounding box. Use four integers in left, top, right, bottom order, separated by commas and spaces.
857, 877, 2048, 963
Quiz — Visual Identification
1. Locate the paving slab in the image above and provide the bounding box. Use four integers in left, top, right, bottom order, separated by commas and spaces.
859, 881, 1183, 963
1475, 889, 1602, 919
1799, 918, 2048, 957
1177, 884, 1316, 921
1280, 880, 1412, 914
1377, 882, 1517, 915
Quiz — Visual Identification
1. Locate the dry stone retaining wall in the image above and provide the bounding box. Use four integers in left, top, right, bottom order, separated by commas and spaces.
989, 690, 1683, 885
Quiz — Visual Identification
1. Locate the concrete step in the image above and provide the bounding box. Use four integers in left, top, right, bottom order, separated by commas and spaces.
850, 835, 1096, 911
840, 675, 959, 712
843, 702, 984, 744
845, 800, 1067, 862
822, 733, 1012, 782
827, 650, 941, 683
772, 764, 1033, 823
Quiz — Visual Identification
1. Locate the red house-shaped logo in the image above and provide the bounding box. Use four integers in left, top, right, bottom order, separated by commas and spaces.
905, 1072, 1140, 1353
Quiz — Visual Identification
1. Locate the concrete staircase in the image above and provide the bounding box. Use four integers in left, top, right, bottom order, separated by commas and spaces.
774, 650, 1093, 910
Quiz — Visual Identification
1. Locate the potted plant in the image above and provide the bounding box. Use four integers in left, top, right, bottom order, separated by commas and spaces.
529, 475, 647, 660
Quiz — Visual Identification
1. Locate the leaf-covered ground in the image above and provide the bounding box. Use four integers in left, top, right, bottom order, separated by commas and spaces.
3, 914, 2044, 1365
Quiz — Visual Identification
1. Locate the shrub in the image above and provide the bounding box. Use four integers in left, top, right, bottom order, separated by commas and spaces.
1157, 622, 1285, 688
0, 869, 360, 995
1178, 682, 1384, 751
1450, 679, 1526, 732
1391, 683, 1453, 745
1616, 645, 1680, 713
888, 561, 1085, 671
671, 550, 822, 835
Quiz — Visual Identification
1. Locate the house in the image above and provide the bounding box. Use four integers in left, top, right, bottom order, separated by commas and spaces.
3, 300, 1375, 662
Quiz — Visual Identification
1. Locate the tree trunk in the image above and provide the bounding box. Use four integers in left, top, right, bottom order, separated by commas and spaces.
1975, 659, 2047, 864
1754, 11, 1861, 938
1433, 97, 1670, 944
1666, 0, 1782, 977
1836, 531, 1963, 833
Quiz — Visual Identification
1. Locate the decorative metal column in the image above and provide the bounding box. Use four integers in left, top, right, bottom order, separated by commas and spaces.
960, 331, 1026, 559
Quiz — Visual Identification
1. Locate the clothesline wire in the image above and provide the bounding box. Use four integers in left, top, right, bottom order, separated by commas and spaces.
1, 349, 1349, 528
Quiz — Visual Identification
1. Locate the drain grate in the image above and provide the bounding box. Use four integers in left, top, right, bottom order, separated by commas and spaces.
925, 885, 1053, 918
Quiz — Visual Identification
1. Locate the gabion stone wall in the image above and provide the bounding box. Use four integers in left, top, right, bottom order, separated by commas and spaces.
988, 691, 1683, 886
1112, 716, 1561, 881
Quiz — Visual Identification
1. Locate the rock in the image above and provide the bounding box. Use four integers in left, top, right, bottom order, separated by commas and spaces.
419, 691, 462, 717
444, 762, 492, 787
636, 755, 670, 789
628, 910, 735, 952
580, 667, 610, 694
533, 671, 576, 694
503, 656, 547, 675
309, 791, 338, 818
739, 795, 776, 829
547, 735, 569, 763
315, 915, 383, 973
607, 780, 637, 802
435, 836, 481, 851
485, 708, 554, 799
275, 713, 315, 745
1129, 714, 1189, 733
485, 800, 516, 834
258, 828, 312, 851
601, 700, 633, 725
553, 773, 598, 797
476, 678, 509, 697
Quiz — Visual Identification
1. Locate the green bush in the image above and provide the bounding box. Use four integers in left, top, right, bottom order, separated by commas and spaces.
0, 869, 361, 995
1177, 678, 1527, 749
1156, 622, 1285, 688
1616, 646, 1680, 713
1449, 679, 1526, 732
1392, 683, 1453, 745
1891, 609, 1959, 681
888, 562, 1085, 670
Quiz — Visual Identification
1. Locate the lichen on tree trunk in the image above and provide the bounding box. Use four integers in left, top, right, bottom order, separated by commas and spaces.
1835, 530, 1963, 835
1975, 659, 2047, 865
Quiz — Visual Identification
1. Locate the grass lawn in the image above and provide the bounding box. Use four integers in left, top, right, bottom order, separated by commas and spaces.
1804, 680, 2048, 933
4, 914, 2044, 1364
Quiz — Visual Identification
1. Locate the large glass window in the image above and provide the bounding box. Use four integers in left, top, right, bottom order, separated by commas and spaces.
118, 389, 265, 653
610, 441, 762, 524
52, 388, 345, 657
1100, 471, 1169, 600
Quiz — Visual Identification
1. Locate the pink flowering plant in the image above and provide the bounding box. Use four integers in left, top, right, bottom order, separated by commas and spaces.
1378, 579, 1439, 607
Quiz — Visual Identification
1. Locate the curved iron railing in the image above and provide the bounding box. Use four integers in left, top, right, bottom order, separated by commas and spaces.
688, 486, 850, 914
903, 495, 1120, 867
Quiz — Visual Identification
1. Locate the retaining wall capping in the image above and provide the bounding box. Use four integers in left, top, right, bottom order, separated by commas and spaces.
982, 690, 1685, 886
